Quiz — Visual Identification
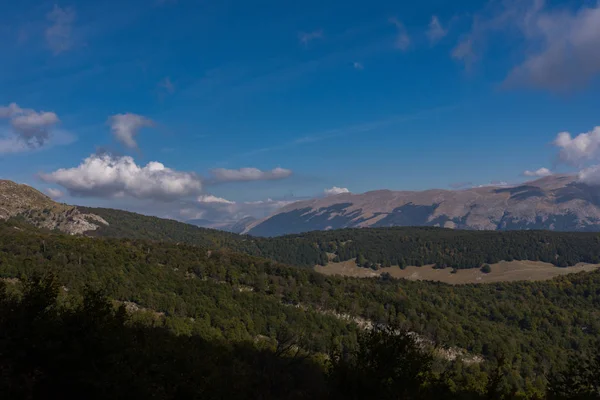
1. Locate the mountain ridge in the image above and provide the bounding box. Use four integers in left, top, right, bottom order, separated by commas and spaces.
244, 174, 600, 236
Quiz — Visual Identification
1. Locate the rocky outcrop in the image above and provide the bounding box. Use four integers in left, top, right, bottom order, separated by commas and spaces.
0, 180, 108, 235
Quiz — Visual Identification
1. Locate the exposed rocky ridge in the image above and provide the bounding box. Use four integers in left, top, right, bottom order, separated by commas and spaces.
0, 180, 108, 234
245, 175, 600, 236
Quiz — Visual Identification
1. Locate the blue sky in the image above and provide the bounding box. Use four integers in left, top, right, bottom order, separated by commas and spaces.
1, 0, 599, 223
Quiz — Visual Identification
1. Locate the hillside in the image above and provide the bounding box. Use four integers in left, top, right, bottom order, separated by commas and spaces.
1, 219, 600, 396
245, 175, 600, 236
0, 180, 108, 234
74, 207, 600, 270
3, 180, 600, 273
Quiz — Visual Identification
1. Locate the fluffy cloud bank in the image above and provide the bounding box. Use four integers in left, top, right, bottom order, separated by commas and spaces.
549, 125, 600, 186
554, 126, 600, 166
0, 103, 60, 150
523, 167, 552, 177
578, 165, 600, 186
324, 186, 350, 196
109, 113, 154, 149
40, 154, 202, 201
210, 167, 292, 183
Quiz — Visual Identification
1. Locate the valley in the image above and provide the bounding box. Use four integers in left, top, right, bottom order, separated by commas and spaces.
1, 180, 600, 398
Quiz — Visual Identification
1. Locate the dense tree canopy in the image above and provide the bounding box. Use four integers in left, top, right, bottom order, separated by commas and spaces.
1, 219, 600, 397
77, 208, 600, 269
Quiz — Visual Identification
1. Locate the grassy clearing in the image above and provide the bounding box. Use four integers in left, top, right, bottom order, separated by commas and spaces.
315, 259, 600, 284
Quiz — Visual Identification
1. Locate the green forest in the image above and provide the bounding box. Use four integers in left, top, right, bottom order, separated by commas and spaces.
79, 207, 600, 269
1, 218, 600, 398
5, 276, 597, 399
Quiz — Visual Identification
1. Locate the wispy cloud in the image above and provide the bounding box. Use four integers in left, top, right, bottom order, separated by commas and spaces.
427, 16, 447, 44
353, 61, 364, 70
45, 5, 76, 54
209, 167, 292, 183
298, 30, 323, 46
232, 105, 457, 160
109, 113, 155, 150
505, 2, 600, 90
158, 77, 175, 94
389, 17, 410, 51
453, 0, 600, 90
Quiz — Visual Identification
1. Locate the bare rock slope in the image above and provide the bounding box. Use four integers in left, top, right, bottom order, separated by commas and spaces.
244, 175, 600, 236
0, 180, 108, 234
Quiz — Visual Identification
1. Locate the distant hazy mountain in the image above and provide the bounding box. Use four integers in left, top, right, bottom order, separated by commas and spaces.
187, 216, 257, 234
244, 175, 600, 236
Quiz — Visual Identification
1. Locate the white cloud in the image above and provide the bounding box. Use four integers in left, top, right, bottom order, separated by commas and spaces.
390, 18, 411, 50
523, 167, 552, 177
40, 154, 202, 201
0, 103, 61, 150
578, 165, 600, 186
46, 5, 76, 54
453, 1, 600, 90
210, 167, 292, 183
298, 30, 323, 46
427, 16, 447, 43
109, 113, 154, 149
505, 2, 600, 90
45, 188, 64, 199
553, 126, 600, 166
324, 186, 350, 196
197, 194, 235, 204
353, 62, 364, 70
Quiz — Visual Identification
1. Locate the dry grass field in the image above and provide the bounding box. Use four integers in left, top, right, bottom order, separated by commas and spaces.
315, 259, 600, 284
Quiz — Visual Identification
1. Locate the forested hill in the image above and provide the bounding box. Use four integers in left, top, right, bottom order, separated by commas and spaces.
78, 207, 600, 270
77, 206, 256, 250
254, 227, 600, 269
1, 219, 600, 397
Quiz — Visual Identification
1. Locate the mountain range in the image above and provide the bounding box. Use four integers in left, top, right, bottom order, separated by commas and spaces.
243, 174, 600, 236
3, 175, 600, 239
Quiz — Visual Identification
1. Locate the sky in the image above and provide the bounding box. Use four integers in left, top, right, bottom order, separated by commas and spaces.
1, 0, 600, 224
